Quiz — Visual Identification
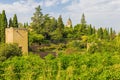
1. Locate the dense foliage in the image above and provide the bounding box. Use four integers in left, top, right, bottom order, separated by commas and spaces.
1, 52, 120, 80
0, 43, 22, 61
0, 5, 120, 79
0, 10, 7, 43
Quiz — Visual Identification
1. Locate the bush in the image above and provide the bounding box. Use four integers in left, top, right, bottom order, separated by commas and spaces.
0, 43, 22, 61
29, 31, 44, 45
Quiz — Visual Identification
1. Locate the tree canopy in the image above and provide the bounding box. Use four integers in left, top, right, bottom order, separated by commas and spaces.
13, 14, 18, 28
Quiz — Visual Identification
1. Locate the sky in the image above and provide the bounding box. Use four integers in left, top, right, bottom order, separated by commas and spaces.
0, 0, 120, 32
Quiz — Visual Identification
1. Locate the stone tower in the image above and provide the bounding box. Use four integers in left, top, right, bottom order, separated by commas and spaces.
66, 18, 72, 27
5, 27, 28, 55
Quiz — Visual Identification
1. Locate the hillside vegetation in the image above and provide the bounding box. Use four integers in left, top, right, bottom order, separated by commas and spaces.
0, 5, 120, 80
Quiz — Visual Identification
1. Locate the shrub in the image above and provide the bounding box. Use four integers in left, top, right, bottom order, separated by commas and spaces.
0, 43, 22, 61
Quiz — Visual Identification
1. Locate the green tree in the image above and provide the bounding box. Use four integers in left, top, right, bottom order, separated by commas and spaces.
50, 17, 57, 32
81, 13, 86, 25
110, 28, 113, 37
9, 18, 13, 27
1, 10, 8, 43
93, 27, 96, 34
50, 29, 63, 43
80, 13, 87, 34
97, 27, 103, 39
110, 28, 116, 40
18, 23, 24, 28
63, 27, 73, 39
50, 15, 64, 42
29, 31, 44, 45
87, 24, 93, 35
31, 5, 44, 34
74, 24, 83, 39
42, 14, 52, 39
24, 22, 29, 28
103, 28, 109, 40
57, 15, 64, 30
0, 13, 1, 42
13, 14, 18, 28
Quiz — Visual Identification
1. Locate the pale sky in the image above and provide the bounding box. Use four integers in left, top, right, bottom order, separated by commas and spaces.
0, 0, 120, 32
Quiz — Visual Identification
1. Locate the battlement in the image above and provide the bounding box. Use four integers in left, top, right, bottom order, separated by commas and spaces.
6, 27, 28, 31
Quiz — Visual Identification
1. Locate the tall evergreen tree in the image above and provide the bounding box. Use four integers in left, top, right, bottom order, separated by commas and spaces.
43, 14, 52, 39
87, 24, 93, 35
50, 15, 64, 42
80, 13, 87, 34
81, 13, 86, 25
112, 30, 116, 40
13, 14, 18, 28
93, 27, 96, 34
24, 22, 28, 28
31, 5, 43, 33
0, 13, 1, 42
110, 27, 114, 40
103, 28, 109, 40
9, 18, 13, 27
0, 13, 1, 26
1, 10, 7, 43
57, 15, 64, 30
97, 27, 103, 39
50, 17, 57, 31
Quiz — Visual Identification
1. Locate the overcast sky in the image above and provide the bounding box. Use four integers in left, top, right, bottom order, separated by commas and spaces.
0, 0, 120, 32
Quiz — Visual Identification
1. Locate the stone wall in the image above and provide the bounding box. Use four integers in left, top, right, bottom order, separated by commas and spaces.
5, 27, 28, 55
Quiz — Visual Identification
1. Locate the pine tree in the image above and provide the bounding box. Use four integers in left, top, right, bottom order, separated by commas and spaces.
0, 13, 1, 26
97, 27, 103, 39
57, 15, 64, 30
50, 17, 57, 31
50, 15, 64, 42
13, 14, 18, 28
31, 5, 43, 33
110, 27, 113, 40
87, 24, 93, 35
0, 13, 1, 42
9, 18, 13, 27
81, 13, 86, 25
80, 13, 87, 34
103, 28, 109, 40
93, 27, 96, 34
112, 30, 116, 40
1, 10, 7, 43
24, 22, 28, 28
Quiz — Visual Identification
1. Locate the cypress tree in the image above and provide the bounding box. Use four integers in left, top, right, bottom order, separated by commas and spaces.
13, 14, 18, 28
110, 27, 113, 40
80, 13, 87, 34
57, 15, 64, 30
52, 15, 64, 41
1, 10, 7, 43
23, 22, 29, 28
97, 27, 103, 39
93, 27, 96, 34
0, 13, 2, 28
0, 13, 1, 42
9, 18, 13, 27
87, 24, 93, 35
81, 13, 86, 25
103, 28, 109, 40
51, 17, 57, 31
